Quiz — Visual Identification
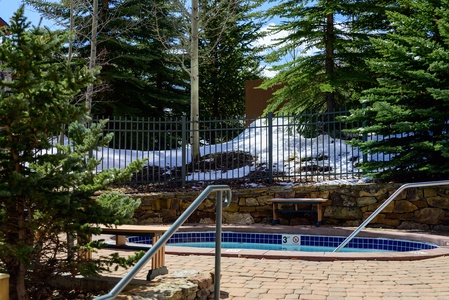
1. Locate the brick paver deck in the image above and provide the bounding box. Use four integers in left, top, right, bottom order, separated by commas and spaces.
95, 225, 449, 299
99, 248, 449, 299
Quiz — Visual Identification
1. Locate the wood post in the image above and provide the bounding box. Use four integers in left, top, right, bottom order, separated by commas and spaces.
151, 235, 165, 270
0, 273, 9, 300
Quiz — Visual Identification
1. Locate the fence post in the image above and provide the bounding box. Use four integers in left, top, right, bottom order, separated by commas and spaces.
181, 116, 187, 188
268, 112, 273, 183
362, 104, 368, 167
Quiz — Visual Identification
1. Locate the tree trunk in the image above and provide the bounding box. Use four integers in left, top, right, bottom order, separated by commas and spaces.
86, 0, 99, 112
190, 0, 200, 161
15, 263, 29, 300
324, 12, 335, 112
8, 200, 30, 300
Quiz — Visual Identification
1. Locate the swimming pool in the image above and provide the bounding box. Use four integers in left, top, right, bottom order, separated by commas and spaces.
128, 231, 439, 253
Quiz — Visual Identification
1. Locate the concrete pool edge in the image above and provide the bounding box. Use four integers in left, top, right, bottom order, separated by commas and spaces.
163, 224, 449, 261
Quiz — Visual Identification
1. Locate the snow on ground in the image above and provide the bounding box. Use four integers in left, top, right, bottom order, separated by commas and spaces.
88, 117, 383, 185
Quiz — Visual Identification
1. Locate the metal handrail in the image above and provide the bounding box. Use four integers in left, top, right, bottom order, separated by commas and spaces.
94, 185, 232, 300
333, 180, 449, 252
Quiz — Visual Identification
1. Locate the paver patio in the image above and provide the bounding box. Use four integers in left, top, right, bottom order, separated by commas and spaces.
98, 248, 449, 299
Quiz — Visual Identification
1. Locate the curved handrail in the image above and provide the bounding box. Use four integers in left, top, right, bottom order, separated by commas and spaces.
94, 185, 232, 300
333, 180, 449, 252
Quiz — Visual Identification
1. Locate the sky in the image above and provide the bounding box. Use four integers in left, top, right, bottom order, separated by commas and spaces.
1, 0, 281, 34
1, 0, 286, 77
1, 0, 53, 27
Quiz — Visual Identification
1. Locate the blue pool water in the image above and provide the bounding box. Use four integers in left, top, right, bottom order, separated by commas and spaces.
166, 242, 393, 252
128, 231, 439, 253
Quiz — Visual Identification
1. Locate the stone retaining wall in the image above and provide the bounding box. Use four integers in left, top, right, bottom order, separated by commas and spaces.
132, 183, 449, 231
116, 272, 214, 300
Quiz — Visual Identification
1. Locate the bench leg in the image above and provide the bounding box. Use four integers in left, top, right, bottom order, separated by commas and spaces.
116, 235, 127, 246
78, 235, 92, 260
316, 204, 323, 226
271, 203, 280, 225
147, 234, 168, 280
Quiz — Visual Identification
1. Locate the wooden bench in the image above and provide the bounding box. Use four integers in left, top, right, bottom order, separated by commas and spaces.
267, 198, 327, 226
99, 225, 171, 280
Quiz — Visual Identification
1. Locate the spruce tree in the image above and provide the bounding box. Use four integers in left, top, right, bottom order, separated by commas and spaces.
25, 0, 189, 117
261, 0, 396, 114
88, 0, 190, 116
0, 9, 144, 299
344, 0, 449, 181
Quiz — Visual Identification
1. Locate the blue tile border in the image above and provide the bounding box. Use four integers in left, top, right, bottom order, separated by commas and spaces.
127, 232, 438, 252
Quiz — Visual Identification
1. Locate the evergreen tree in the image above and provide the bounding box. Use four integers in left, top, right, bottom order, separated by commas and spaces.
261, 0, 396, 114
199, 0, 265, 120
344, 0, 449, 182
0, 9, 144, 299
149, 0, 257, 157
90, 0, 190, 116
25, 0, 189, 117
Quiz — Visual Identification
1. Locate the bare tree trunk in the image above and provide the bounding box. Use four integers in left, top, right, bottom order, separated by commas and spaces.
324, 12, 335, 112
150, 0, 239, 159
67, 0, 74, 64
190, 0, 200, 160
86, 0, 98, 113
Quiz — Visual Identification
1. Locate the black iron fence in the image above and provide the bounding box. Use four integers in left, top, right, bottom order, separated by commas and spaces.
77, 110, 384, 188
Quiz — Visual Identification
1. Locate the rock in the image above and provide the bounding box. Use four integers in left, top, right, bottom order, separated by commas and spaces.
366, 201, 394, 213
414, 208, 446, 225
258, 195, 275, 205
427, 197, 449, 209
423, 188, 438, 198
171, 270, 201, 278
324, 206, 362, 220
356, 197, 377, 207
199, 218, 214, 224
393, 200, 418, 213
433, 224, 449, 232
329, 193, 344, 205
239, 206, 256, 213
225, 202, 239, 212
116, 279, 197, 300
398, 221, 430, 231
405, 188, 422, 201
359, 187, 388, 197
223, 212, 254, 224
364, 213, 401, 227
244, 197, 259, 206
116, 272, 213, 300
196, 289, 210, 300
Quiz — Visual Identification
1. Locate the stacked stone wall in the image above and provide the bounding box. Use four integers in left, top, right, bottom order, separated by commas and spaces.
132, 184, 449, 231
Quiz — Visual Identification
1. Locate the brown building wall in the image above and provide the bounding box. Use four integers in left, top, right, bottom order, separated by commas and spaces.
245, 80, 283, 124
0, 17, 8, 28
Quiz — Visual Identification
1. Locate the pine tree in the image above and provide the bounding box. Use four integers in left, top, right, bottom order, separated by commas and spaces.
24, 0, 189, 117
0, 9, 144, 299
344, 0, 449, 181
261, 0, 396, 114
89, 0, 190, 116
199, 0, 265, 120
